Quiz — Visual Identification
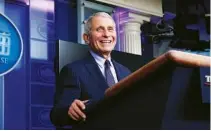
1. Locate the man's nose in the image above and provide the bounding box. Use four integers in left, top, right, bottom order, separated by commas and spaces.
102, 30, 109, 37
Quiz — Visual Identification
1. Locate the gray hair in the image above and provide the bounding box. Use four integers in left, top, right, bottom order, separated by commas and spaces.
84, 12, 115, 34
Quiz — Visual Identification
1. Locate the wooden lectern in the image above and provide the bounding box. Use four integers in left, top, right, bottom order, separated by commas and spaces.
73, 50, 210, 130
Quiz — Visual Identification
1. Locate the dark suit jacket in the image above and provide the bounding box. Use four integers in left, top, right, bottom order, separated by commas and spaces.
50, 53, 131, 127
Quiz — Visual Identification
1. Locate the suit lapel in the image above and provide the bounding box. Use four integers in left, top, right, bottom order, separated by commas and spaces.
84, 53, 109, 90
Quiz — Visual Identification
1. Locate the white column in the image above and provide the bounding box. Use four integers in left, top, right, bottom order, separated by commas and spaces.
122, 21, 142, 55
120, 12, 150, 55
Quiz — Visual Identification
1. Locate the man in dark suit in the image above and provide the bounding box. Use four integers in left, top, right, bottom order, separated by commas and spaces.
50, 12, 131, 127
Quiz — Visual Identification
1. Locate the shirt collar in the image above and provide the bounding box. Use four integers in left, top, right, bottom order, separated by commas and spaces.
90, 50, 112, 68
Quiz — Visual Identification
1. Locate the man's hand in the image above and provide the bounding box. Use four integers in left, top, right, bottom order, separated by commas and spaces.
68, 99, 88, 121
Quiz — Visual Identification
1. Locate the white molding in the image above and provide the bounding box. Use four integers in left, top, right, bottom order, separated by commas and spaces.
120, 12, 151, 24
0, 0, 4, 14
95, 0, 163, 17
77, 0, 84, 44
128, 12, 151, 22
83, 1, 113, 13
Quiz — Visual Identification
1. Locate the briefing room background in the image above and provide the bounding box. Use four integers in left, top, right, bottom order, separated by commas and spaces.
0, 0, 210, 129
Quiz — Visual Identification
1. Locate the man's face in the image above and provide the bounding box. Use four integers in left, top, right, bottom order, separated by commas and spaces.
85, 16, 117, 57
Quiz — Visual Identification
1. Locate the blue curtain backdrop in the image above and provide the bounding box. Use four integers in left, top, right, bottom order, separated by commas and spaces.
4, 2, 29, 129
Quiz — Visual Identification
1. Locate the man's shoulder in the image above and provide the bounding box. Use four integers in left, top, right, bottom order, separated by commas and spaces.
112, 60, 125, 68
64, 58, 87, 70
59, 59, 88, 77
112, 60, 131, 73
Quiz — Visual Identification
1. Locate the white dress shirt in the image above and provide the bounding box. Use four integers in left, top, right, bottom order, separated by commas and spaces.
90, 51, 118, 83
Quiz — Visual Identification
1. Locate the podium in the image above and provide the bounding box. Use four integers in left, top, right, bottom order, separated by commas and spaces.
73, 50, 210, 130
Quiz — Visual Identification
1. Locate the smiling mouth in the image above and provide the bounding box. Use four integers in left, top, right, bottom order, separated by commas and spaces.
100, 40, 112, 44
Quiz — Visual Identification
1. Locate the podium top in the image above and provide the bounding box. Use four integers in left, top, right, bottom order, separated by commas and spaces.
105, 50, 210, 97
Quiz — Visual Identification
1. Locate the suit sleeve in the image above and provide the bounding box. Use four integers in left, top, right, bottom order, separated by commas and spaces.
50, 65, 81, 127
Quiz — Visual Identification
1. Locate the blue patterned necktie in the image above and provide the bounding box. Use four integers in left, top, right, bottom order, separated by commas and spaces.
105, 60, 116, 87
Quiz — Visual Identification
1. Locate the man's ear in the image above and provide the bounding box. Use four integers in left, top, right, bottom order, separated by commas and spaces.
83, 33, 89, 44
